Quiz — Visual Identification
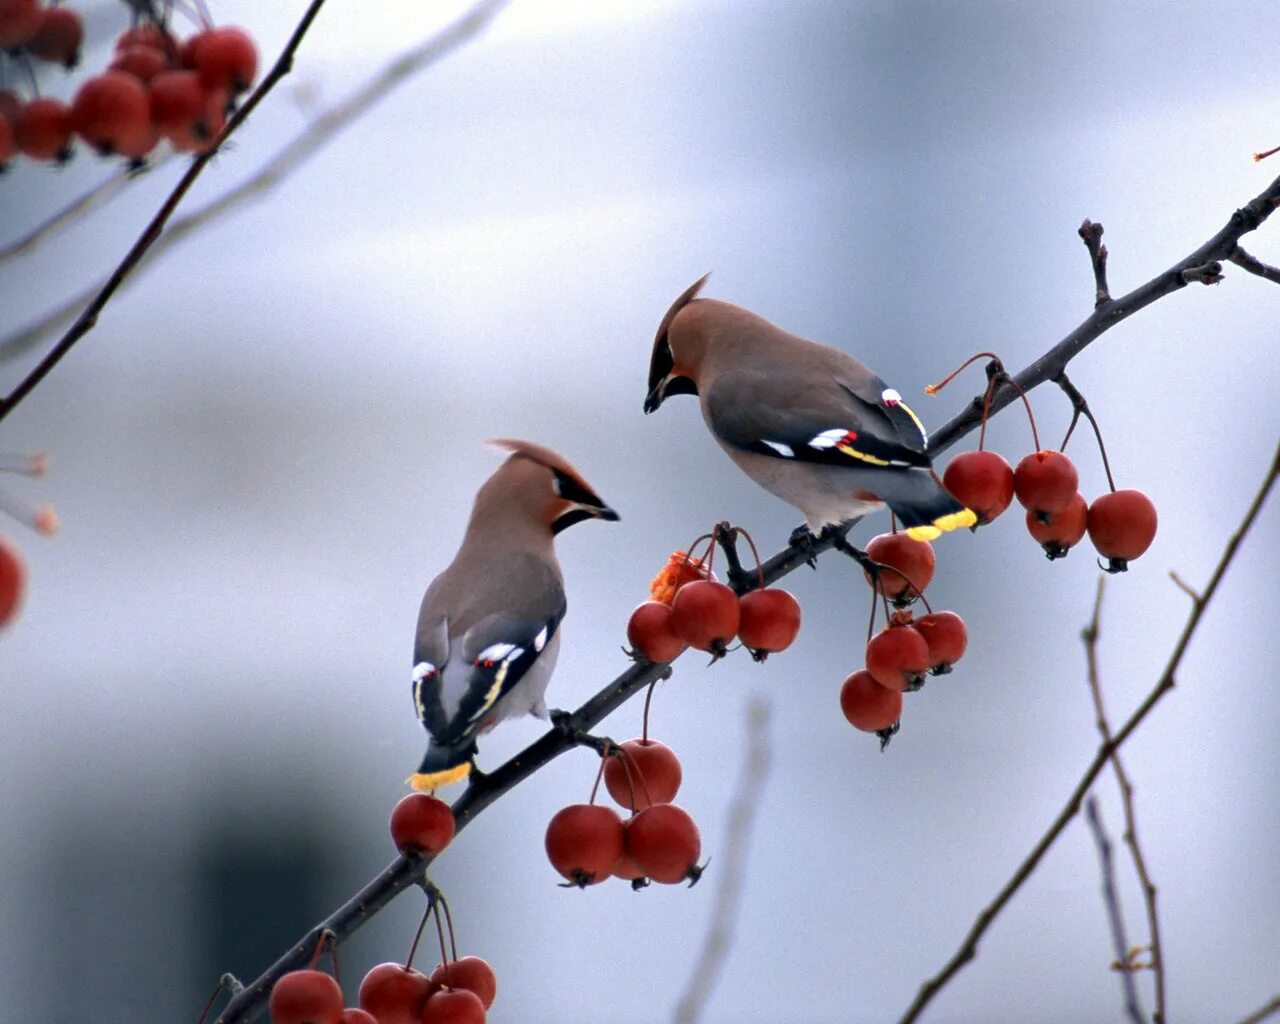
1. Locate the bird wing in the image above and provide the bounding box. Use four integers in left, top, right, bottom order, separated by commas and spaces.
704, 367, 931, 469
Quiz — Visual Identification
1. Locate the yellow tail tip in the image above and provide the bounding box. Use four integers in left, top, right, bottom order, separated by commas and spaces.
407, 763, 471, 791
905, 507, 978, 542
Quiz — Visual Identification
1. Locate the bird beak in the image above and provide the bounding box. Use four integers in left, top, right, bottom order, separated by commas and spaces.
552, 502, 621, 534
594, 505, 620, 522
643, 379, 667, 414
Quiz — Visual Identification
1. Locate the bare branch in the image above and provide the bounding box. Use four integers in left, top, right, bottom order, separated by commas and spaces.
673, 696, 773, 1024
927, 172, 1280, 455
897, 439, 1280, 1024
0, 0, 336, 425
1169, 571, 1203, 605
1229, 245, 1280, 285
1078, 218, 1110, 306
0, 0, 514, 367
1083, 796, 1145, 1024
1083, 576, 1166, 1023
1237, 993, 1280, 1024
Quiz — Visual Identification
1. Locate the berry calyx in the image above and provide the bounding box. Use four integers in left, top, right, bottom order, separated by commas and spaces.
862, 533, 935, 605
1087, 489, 1158, 572
603, 739, 682, 811
1025, 491, 1088, 559
544, 804, 624, 887
912, 611, 968, 674
669, 579, 740, 655
1014, 450, 1079, 519
268, 969, 344, 1024
865, 623, 930, 692
428, 957, 496, 1010
625, 601, 687, 663
624, 803, 702, 886
358, 963, 433, 1024
736, 587, 801, 656
943, 450, 1015, 524
191, 26, 258, 94
839, 669, 903, 732
389, 793, 455, 857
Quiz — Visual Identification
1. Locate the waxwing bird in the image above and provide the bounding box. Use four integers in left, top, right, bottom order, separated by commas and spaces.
644, 275, 975, 541
409, 440, 619, 791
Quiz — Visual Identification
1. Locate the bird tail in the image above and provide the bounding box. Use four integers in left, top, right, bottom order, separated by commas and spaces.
407, 739, 477, 791
884, 471, 977, 541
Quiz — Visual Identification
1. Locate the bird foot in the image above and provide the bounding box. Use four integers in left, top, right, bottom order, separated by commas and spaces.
788, 523, 822, 567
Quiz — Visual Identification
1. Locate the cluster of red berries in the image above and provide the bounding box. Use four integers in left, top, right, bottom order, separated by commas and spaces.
929, 354, 1158, 572
0, 3, 258, 169
626, 534, 802, 663
0, 0, 82, 67
839, 532, 969, 742
546, 712, 702, 888
268, 795, 496, 1023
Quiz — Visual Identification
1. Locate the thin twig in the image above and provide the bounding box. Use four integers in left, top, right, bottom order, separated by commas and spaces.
1228, 245, 1280, 285
1083, 576, 1166, 1022
0, 0, 514, 367
1236, 993, 1280, 1024
0, 0, 334, 425
672, 697, 773, 1024
897, 439, 1279, 1024
1079, 219, 1111, 306
1083, 796, 1145, 1024
210, 522, 851, 1024
1169, 571, 1203, 605
0, 159, 174, 267
927, 172, 1280, 455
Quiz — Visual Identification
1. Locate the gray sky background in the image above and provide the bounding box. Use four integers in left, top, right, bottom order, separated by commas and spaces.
1, 2, 1278, 1022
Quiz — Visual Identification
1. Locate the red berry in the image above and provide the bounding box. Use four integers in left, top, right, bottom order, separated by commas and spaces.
625, 600, 687, 663
0, 112, 12, 169
544, 804, 624, 887
912, 611, 968, 673
736, 587, 802, 655
0, 535, 24, 627
1088, 489, 1158, 571
15, 98, 72, 161
389, 793, 455, 856
358, 963, 433, 1024
865, 624, 930, 692
269, 969, 343, 1024
340, 1011, 378, 1024
840, 669, 903, 732
115, 24, 175, 54
611, 850, 647, 881
420, 988, 486, 1024
193, 26, 258, 94
26, 6, 82, 67
428, 957, 496, 1011
862, 533, 935, 605
150, 69, 223, 149
0, 0, 41, 49
942, 450, 1015, 524
1025, 491, 1087, 559
71, 72, 152, 157
624, 804, 702, 885
111, 44, 170, 84
1014, 450, 1079, 518
603, 738, 682, 810
669, 579, 740, 654
0, 89, 19, 124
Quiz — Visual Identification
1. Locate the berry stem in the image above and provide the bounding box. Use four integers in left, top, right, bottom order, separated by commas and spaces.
924, 352, 1004, 452
306, 929, 333, 970
641, 679, 657, 743
1056, 373, 1118, 492
432, 897, 452, 988
587, 748, 609, 805
924, 351, 1002, 395
731, 525, 767, 590
613, 745, 640, 810
870, 562, 934, 614
866, 579, 879, 644
439, 891, 459, 965
1254, 143, 1280, 162
194, 975, 230, 1024
404, 891, 436, 971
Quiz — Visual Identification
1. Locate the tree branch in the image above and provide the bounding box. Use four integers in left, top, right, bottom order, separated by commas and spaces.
927, 173, 1280, 455
1083, 796, 1145, 1024
0, 0, 335, 425
1229, 245, 1280, 285
1082, 576, 1166, 1023
897, 439, 1279, 1024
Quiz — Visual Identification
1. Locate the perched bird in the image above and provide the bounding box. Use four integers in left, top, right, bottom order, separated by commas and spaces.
409, 440, 618, 791
644, 275, 975, 541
